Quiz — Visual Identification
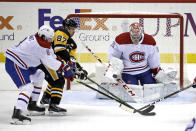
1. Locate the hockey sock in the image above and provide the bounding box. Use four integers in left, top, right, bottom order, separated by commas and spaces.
30, 86, 42, 101
16, 83, 34, 112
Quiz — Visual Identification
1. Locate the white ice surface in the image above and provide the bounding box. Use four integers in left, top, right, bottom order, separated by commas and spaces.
1, 63, 196, 131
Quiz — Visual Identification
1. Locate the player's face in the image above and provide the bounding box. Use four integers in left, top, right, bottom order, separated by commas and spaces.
69, 27, 76, 37
46, 35, 54, 43
129, 23, 142, 44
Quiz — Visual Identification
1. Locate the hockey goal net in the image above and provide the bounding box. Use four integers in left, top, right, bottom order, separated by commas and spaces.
66, 13, 190, 90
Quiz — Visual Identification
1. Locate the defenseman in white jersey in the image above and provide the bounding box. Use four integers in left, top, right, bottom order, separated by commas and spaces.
4, 25, 73, 125
108, 22, 160, 85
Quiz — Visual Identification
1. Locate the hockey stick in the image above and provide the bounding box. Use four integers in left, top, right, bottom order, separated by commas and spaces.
86, 77, 155, 115
138, 84, 194, 111
81, 42, 104, 64
81, 42, 135, 96
77, 79, 155, 116
81, 42, 111, 76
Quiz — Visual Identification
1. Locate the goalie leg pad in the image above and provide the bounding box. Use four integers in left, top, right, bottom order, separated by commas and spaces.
143, 83, 164, 101
96, 83, 143, 103
163, 81, 179, 97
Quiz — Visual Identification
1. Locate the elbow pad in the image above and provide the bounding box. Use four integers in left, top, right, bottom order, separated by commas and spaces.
55, 50, 70, 62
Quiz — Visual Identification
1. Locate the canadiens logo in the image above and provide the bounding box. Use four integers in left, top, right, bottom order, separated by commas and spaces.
129, 51, 145, 63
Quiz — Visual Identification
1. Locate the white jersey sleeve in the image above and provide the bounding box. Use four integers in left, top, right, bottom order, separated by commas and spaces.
108, 41, 123, 61
147, 45, 160, 69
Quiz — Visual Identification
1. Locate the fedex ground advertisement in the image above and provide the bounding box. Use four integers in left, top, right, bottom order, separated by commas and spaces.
0, 2, 196, 63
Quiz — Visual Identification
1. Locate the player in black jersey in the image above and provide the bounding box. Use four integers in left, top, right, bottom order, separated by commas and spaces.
37, 19, 88, 115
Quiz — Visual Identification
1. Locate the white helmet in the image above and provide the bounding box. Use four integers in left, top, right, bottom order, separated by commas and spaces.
129, 22, 142, 44
38, 25, 54, 42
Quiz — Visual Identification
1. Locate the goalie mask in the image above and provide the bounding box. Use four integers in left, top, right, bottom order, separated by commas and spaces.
129, 22, 142, 44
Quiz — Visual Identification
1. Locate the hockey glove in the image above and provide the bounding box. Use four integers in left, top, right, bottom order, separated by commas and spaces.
75, 69, 88, 80
62, 62, 74, 81
70, 56, 77, 63
193, 77, 196, 88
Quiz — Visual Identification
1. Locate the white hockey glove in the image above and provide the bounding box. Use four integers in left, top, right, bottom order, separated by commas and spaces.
154, 67, 177, 84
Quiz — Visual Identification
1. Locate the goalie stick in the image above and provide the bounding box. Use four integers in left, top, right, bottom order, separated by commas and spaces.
86, 77, 155, 116
138, 84, 194, 111
77, 79, 155, 116
81, 42, 135, 96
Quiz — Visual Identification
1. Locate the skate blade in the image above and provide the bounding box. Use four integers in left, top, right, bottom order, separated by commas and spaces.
49, 111, 66, 116
40, 104, 49, 108
10, 119, 31, 125
27, 111, 45, 116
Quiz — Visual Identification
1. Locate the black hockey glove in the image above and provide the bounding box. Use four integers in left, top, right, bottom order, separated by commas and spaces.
75, 69, 88, 80
74, 62, 88, 80
67, 56, 88, 80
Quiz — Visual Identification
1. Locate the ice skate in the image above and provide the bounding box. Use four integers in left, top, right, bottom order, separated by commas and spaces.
48, 104, 67, 116
27, 98, 45, 116
10, 107, 31, 125
40, 92, 51, 107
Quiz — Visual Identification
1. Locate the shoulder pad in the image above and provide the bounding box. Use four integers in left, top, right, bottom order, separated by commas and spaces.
141, 34, 156, 46
55, 28, 71, 37
115, 32, 133, 45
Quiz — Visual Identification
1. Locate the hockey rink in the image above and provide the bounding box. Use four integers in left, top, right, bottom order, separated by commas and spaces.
1, 63, 196, 131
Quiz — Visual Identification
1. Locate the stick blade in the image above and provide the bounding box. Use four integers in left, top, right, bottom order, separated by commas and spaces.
119, 104, 134, 113
140, 105, 156, 116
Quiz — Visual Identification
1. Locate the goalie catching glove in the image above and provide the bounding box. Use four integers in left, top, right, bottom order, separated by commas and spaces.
152, 67, 177, 84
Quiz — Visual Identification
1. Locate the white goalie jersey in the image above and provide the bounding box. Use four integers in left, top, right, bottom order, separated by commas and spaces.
108, 32, 160, 75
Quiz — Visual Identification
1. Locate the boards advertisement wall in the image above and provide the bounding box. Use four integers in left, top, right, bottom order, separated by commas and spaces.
1, 2, 196, 62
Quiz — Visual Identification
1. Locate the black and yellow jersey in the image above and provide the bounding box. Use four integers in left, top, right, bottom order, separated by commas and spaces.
52, 28, 77, 62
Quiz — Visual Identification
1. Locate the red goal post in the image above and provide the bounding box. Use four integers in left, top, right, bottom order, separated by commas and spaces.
66, 13, 184, 89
